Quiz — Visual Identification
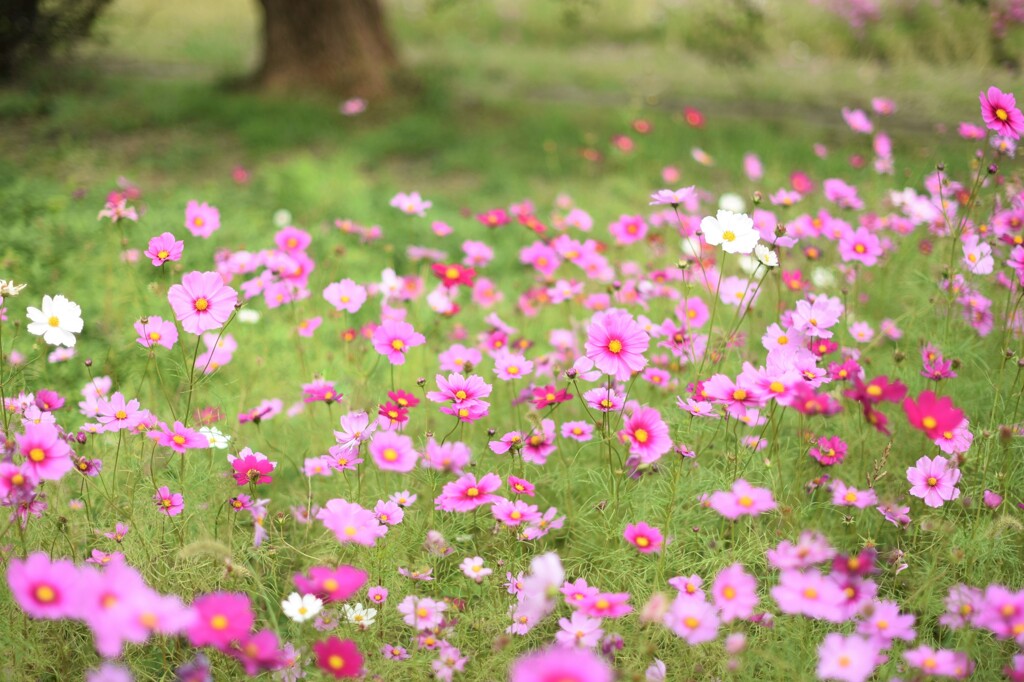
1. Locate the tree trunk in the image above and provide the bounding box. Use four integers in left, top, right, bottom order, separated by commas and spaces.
256, 0, 397, 98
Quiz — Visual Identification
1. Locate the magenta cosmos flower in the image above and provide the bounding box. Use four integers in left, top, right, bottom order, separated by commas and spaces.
314, 636, 363, 678
980, 86, 1024, 139
187, 592, 253, 649
584, 309, 649, 381
708, 479, 776, 520
154, 486, 184, 516
16, 421, 72, 481
435, 472, 502, 512
624, 521, 664, 554
619, 406, 672, 463
294, 565, 367, 602
371, 320, 426, 365
167, 271, 238, 335
7, 552, 82, 619
906, 455, 961, 508
509, 646, 613, 682
369, 431, 418, 473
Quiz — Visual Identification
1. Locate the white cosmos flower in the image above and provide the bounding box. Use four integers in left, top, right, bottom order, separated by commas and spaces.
273, 209, 293, 228
700, 210, 760, 255
343, 603, 377, 629
236, 309, 261, 324
754, 244, 779, 268
26, 294, 83, 347
282, 592, 323, 623
0, 280, 27, 298
198, 426, 230, 450
811, 267, 837, 288
718, 192, 746, 213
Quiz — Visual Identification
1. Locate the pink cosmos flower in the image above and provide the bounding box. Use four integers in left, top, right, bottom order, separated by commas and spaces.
555, 612, 604, 649
831, 480, 878, 509
579, 592, 632, 619
509, 646, 612, 682
809, 435, 847, 465
668, 574, 705, 600
493, 350, 533, 381
184, 201, 220, 238
134, 316, 178, 350
317, 499, 387, 546
188, 592, 253, 649
293, 566, 367, 602
624, 521, 664, 554
663, 596, 719, 644
459, 556, 492, 583
712, 563, 758, 622
16, 421, 72, 481
167, 271, 238, 335
980, 86, 1024, 139
771, 569, 845, 622
857, 599, 916, 645
95, 387, 142, 430
435, 472, 502, 512
298, 316, 322, 337
584, 309, 649, 381
619, 407, 671, 463
841, 107, 874, 134
906, 455, 961, 508
371, 320, 426, 365
147, 421, 208, 454
144, 232, 184, 267
838, 227, 883, 266
154, 486, 184, 516
369, 431, 418, 473
323, 279, 367, 313
492, 499, 541, 526
707, 479, 776, 519
817, 633, 880, 682
507, 475, 535, 497
7, 552, 81, 619
398, 595, 446, 630
420, 439, 470, 474
390, 192, 432, 216
904, 645, 973, 678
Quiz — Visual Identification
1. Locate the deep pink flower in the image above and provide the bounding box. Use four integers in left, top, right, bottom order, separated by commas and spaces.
188, 592, 253, 649
619, 407, 672, 464
294, 565, 368, 602
154, 486, 184, 516
231, 455, 274, 486
435, 472, 502, 512
7, 552, 81, 619
903, 391, 964, 440
623, 521, 664, 554
980, 86, 1024, 139
167, 271, 238, 335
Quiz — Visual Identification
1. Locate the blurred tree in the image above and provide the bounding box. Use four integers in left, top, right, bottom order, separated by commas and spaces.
256, 0, 398, 97
0, 0, 111, 79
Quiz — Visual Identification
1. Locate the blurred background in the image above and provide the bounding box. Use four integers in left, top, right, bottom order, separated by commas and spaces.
1, 0, 1022, 241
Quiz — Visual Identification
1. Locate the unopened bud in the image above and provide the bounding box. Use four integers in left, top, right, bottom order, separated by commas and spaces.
988, 164, 998, 175
752, 191, 762, 205
936, 162, 946, 172
416, 377, 426, 388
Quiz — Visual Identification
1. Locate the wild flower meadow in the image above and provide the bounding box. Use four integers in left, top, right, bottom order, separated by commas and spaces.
2, 85, 1024, 682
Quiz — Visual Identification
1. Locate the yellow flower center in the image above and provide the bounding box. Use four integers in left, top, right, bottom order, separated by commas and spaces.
722, 230, 736, 242
172, 435, 186, 445
157, 250, 169, 259
684, 616, 700, 628
633, 428, 649, 444
391, 339, 405, 351
927, 476, 938, 486
34, 585, 56, 603
47, 316, 60, 327
28, 448, 46, 462
922, 416, 937, 430
328, 655, 345, 670
194, 298, 209, 312
383, 448, 398, 461
210, 614, 228, 630
996, 108, 1009, 121
608, 339, 623, 354
738, 495, 753, 507
723, 586, 736, 599
636, 536, 650, 547
466, 487, 480, 497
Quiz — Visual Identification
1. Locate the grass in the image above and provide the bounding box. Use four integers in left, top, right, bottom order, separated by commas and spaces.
0, 0, 1023, 680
